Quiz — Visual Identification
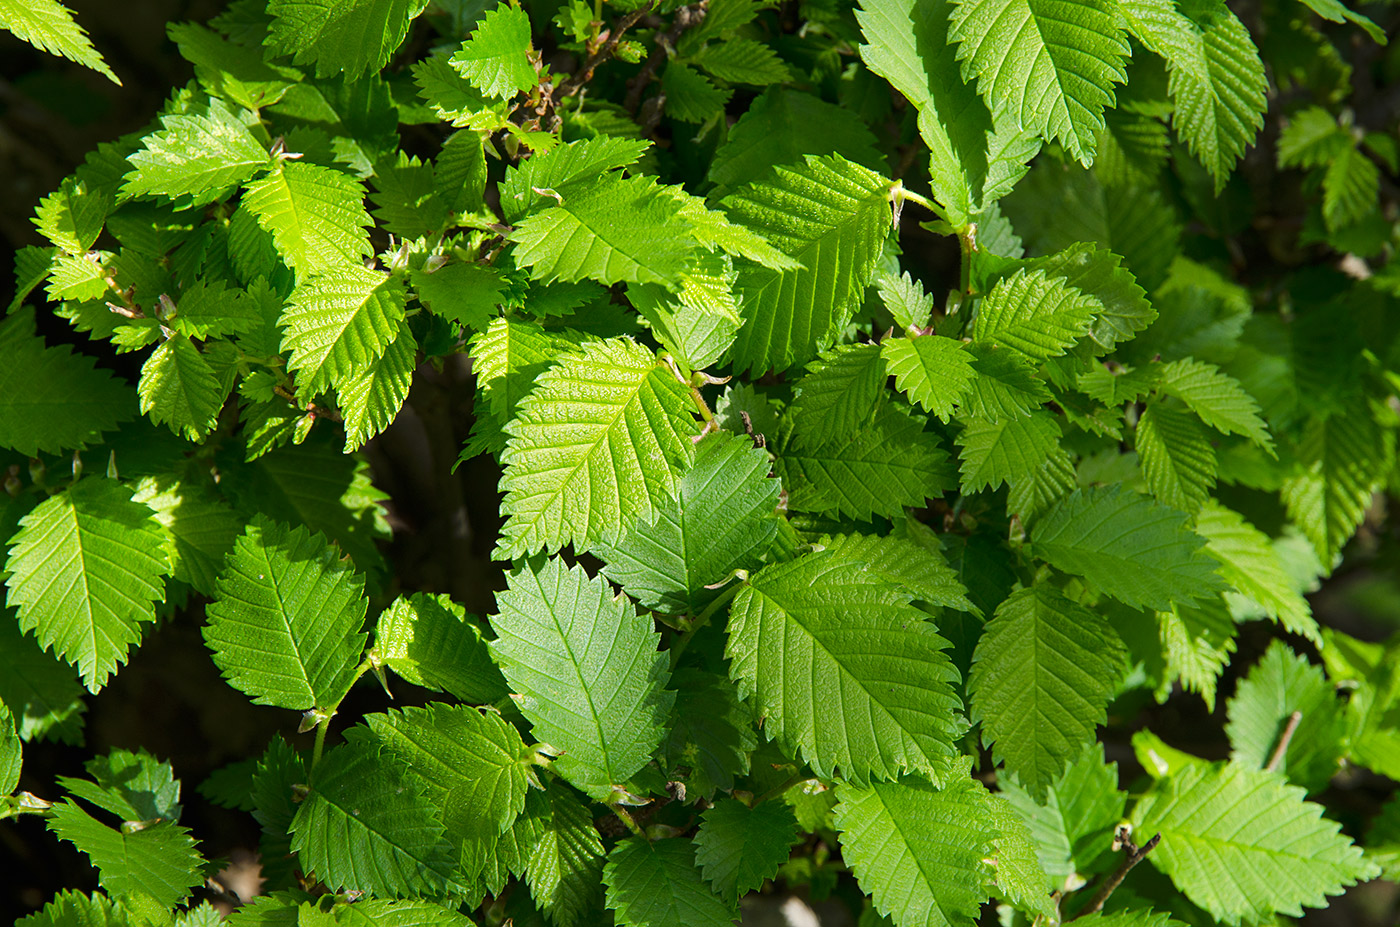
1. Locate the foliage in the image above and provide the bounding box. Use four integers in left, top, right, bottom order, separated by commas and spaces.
2, 0, 1399, 924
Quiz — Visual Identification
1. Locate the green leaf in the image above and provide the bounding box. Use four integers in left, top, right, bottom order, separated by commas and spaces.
450, 5, 536, 99
1156, 598, 1237, 712
1367, 793, 1400, 882
466, 317, 581, 457
5, 478, 169, 693
1130, 760, 1379, 924
0, 618, 87, 743
353, 703, 531, 839
34, 176, 112, 255
789, 343, 887, 448
13, 890, 130, 927
167, 21, 302, 111
290, 740, 464, 897
962, 343, 1052, 422
0, 306, 134, 457
1277, 106, 1351, 170
123, 101, 272, 207
490, 557, 674, 800
969, 585, 1125, 798
265, 0, 430, 78
509, 173, 700, 287
131, 476, 243, 596
985, 795, 1055, 918
605, 837, 734, 927
368, 153, 446, 239
1000, 744, 1125, 889
876, 270, 935, 332
726, 552, 966, 783
1018, 244, 1156, 354
339, 318, 416, 452
47, 800, 204, 907
661, 62, 733, 123
58, 747, 182, 824
778, 404, 953, 522
597, 433, 780, 616
692, 39, 790, 85
1322, 145, 1380, 232
525, 781, 605, 927
694, 800, 798, 904
882, 336, 975, 422
1295, 0, 1386, 43
974, 269, 1098, 360
138, 334, 226, 441
1119, 0, 1266, 190
949, 0, 1129, 164
723, 154, 892, 375
957, 411, 1062, 495
497, 337, 700, 558
242, 162, 374, 276
816, 527, 979, 614
834, 774, 994, 927
1156, 358, 1272, 452
1030, 485, 1226, 611
0, 0, 118, 83
370, 593, 507, 704
1136, 402, 1215, 513
1281, 404, 1388, 568
0, 701, 20, 795
499, 136, 651, 223
662, 668, 758, 800
202, 516, 368, 711
1194, 501, 1318, 643
1225, 641, 1345, 793
412, 262, 504, 332
281, 264, 408, 398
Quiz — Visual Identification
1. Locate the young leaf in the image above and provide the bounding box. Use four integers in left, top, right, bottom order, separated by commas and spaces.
46, 800, 203, 907
694, 800, 799, 904
662, 62, 733, 123
958, 411, 1063, 495
726, 552, 967, 784
723, 154, 893, 375
789, 343, 888, 448
281, 264, 408, 399
412, 262, 504, 333
949, 0, 1129, 164
973, 269, 1098, 360
265, 0, 430, 78
12, 890, 128, 927
35, 176, 112, 255
202, 516, 368, 711
1029, 485, 1226, 611
596, 433, 780, 616
123, 101, 272, 206
876, 271, 935, 332
138, 334, 226, 441
1136, 402, 1215, 513
0, 306, 134, 457
969, 585, 1126, 798
241, 162, 374, 276
1156, 358, 1272, 452
289, 741, 464, 897
604, 838, 734, 927
371, 593, 507, 704
1130, 760, 1379, 924
1157, 599, 1237, 712
5, 478, 169, 693
450, 5, 536, 99
0, 0, 118, 83
1193, 501, 1318, 643
338, 318, 417, 451
882, 336, 975, 422
499, 136, 651, 223
834, 774, 995, 927
489, 557, 674, 800
525, 782, 605, 927
496, 337, 700, 558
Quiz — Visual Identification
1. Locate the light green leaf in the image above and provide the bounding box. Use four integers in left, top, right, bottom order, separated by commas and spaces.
1156, 598, 1237, 712
123, 101, 272, 207
661, 61, 733, 123
1322, 145, 1380, 232
265, 0, 430, 78
13, 890, 130, 927
131, 476, 242, 596
1225, 641, 1345, 792
497, 337, 700, 558
1295, 0, 1386, 43
834, 774, 994, 927
694, 800, 798, 904
962, 343, 1052, 422
779, 404, 953, 521
969, 585, 1125, 798
138, 334, 226, 441
789, 343, 887, 448
499, 136, 651, 223
370, 593, 507, 704
692, 39, 791, 85
412, 262, 504, 333
368, 153, 446, 239
985, 795, 1055, 918
1194, 501, 1318, 643
34, 176, 112, 254
5, 478, 169, 693
876, 270, 935, 332
289, 740, 464, 897
47, 800, 203, 907
596, 433, 780, 616
958, 411, 1062, 495
1131, 760, 1379, 924
202, 516, 368, 711
1281, 404, 1388, 568
949, 0, 1129, 164
974, 269, 1098, 360
168, 21, 302, 111
0, 0, 118, 83
450, 4, 536, 99
723, 154, 892, 375
1156, 358, 1272, 452
0, 306, 134, 457
509, 173, 700, 287
490, 557, 674, 800
1119, 0, 1266, 190
882, 336, 975, 422
726, 552, 966, 783
605, 838, 734, 927
525, 782, 605, 927
1000, 744, 1125, 888
339, 318, 417, 451
242, 162, 373, 276
1018, 243, 1156, 354
1136, 402, 1215, 513
816, 527, 978, 614
1277, 106, 1351, 170
281, 263, 407, 398
1030, 485, 1226, 611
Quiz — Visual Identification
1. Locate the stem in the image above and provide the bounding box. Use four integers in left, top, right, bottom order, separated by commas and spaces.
669, 582, 742, 669
1070, 830, 1160, 920
311, 715, 331, 773
1265, 710, 1303, 773
957, 222, 978, 295
609, 803, 647, 839
751, 772, 806, 807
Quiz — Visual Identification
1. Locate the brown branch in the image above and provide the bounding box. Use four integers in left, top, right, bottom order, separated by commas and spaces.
1265, 710, 1304, 773
1070, 828, 1161, 920
557, 2, 656, 100
623, 1, 708, 115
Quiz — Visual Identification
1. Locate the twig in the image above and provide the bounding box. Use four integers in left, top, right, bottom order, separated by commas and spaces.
556, 3, 655, 100
623, 1, 708, 115
1070, 828, 1161, 920
1265, 710, 1304, 773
